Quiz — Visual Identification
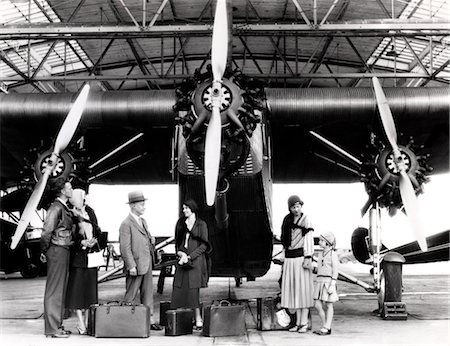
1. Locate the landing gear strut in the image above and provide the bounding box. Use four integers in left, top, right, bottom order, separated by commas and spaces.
369, 203, 407, 320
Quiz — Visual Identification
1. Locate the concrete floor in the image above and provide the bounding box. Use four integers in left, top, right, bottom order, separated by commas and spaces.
1, 266, 449, 346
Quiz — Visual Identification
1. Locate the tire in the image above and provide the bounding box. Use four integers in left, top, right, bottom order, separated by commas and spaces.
378, 252, 404, 312
20, 263, 39, 278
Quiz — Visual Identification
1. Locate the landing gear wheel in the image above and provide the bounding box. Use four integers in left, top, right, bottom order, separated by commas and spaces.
378, 252, 405, 318
235, 277, 242, 287
20, 263, 39, 278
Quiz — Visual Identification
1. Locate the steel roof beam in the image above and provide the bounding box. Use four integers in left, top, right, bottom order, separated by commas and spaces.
1, 21, 448, 37
2, 72, 448, 82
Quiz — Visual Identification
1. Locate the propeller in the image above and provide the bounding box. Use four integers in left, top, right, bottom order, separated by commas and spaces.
10, 84, 91, 250
372, 77, 427, 252
204, 0, 228, 206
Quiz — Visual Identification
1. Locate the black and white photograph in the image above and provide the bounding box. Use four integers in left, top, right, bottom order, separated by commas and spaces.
1, 0, 449, 345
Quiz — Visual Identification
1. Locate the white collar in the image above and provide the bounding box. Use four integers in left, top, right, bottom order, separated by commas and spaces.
57, 197, 69, 209
130, 212, 143, 224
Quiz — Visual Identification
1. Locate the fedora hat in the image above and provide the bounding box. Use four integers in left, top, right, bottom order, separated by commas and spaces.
127, 190, 147, 204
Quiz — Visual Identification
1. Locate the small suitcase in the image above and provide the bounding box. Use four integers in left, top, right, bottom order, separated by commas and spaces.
257, 297, 293, 331
165, 308, 193, 336
160, 301, 172, 326
89, 302, 150, 338
203, 300, 246, 337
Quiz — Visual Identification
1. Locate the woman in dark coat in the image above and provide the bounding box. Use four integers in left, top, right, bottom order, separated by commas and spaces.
171, 199, 210, 329
65, 189, 105, 334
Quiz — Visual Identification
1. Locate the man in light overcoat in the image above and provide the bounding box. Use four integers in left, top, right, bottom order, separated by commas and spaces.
119, 190, 162, 330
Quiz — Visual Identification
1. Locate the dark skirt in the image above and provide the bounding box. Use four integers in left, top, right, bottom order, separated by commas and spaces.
171, 267, 200, 309
65, 267, 98, 310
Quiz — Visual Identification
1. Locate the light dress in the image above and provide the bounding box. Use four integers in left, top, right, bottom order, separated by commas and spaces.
281, 214, 314, 310
313, 249, 339, 303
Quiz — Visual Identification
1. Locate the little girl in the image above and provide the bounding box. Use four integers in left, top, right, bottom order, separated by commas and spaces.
313, 232, 339, 335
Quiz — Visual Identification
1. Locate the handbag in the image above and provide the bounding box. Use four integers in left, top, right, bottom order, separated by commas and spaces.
87, 245, 105, 268
179, 259, 194, 270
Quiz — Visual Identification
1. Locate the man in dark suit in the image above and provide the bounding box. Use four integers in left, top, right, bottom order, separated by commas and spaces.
119, 190, 162, 331
40, 177, 74, 338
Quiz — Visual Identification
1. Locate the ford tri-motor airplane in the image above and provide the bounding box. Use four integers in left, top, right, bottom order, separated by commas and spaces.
1, 0, 449, 318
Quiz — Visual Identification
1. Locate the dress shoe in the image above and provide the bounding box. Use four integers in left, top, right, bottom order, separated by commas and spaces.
150, 323, 163, 331
46, 330, 70, 338
315, 327, 332, 335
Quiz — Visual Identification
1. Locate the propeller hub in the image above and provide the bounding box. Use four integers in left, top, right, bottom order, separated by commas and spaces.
384, 149, 411, 175
34, 149, 73, 182
202, 83, 232, 112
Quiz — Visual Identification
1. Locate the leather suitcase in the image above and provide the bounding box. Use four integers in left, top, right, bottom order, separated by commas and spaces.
257, 297, 293, 331
165, 308, 193, 336
89, 302, 150, 338
203, 300, 246, 337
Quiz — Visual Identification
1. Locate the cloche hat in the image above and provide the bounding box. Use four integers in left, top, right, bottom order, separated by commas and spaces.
287, 195, 304, 209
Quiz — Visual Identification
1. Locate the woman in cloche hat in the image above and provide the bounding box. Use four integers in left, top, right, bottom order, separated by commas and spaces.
280, 195, 315, 333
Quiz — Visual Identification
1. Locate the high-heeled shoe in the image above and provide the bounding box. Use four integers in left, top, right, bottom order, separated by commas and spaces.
297, 324, 309, 333
76, 326, 87, 335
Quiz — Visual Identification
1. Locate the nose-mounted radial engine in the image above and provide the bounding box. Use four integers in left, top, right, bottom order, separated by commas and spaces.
174, 67, 266, 191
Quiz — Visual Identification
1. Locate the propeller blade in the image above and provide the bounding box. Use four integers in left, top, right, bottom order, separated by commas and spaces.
211, 0, 228, 82
204, 106, 222, 206
54, 84, 90, 154
10, 84, 90, 250
399, 171, 428, 252
372, 77, 400, 156
203, 0, 228, 206
10, 170, 50, 250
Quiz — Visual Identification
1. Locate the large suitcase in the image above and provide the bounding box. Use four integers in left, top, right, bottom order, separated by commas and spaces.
257, 297, 293, 331
165, 308, 193, 336
202, 300, 246, 337
88, 302, 150, 338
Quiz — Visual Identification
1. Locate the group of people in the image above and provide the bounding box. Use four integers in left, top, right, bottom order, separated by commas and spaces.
280, 195, 339, 336
39, 177, 336, 338
40, 178, 105, 338
40, 178, 211, 337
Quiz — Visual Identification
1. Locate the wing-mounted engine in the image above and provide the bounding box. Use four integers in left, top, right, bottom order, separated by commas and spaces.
360, 132, 433, 215
16, 139, 91, 210
173, 67, 265, 183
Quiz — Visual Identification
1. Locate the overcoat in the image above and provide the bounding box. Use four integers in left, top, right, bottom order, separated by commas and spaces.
173, 217, 210, 289
119, 214, 155, 275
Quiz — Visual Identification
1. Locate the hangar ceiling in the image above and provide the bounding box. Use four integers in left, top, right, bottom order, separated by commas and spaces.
0, 0, 449, 93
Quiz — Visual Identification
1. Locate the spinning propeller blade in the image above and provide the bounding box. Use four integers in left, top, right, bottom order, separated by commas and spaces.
10, 84, 90, 250
204, 0, 228, 206
372, 77, 427, 251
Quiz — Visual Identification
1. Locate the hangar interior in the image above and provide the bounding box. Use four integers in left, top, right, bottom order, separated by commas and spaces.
0, 0, 449, 94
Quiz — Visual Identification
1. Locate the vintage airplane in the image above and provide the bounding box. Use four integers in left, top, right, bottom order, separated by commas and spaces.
1, 0, 449, 317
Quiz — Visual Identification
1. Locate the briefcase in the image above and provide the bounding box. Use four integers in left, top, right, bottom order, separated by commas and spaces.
88, 302, 150, 338
202, 300, 246, 337
165, 308, 193, 336
257, 297, 293, 331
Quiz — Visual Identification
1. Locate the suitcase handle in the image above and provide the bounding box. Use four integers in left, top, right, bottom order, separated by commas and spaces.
105, 301, 121, 306
219, 300, 231, 306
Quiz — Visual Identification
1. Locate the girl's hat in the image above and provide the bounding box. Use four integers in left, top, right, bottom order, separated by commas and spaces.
287, 195, 303, 209
320, 232, 336, 248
